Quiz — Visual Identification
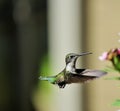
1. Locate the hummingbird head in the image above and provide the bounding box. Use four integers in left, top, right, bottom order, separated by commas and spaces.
65, 53, 80, 65
65, 52, 92, 65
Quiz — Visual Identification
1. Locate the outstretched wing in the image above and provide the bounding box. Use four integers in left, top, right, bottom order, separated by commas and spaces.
80, 69, 107, 77
67, 69, 107, 84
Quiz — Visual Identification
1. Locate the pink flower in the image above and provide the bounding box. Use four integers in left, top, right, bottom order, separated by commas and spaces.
117, 48, 120, 54
99, 52, 108, 61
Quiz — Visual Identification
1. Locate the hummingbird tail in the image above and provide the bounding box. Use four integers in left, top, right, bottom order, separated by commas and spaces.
39, 76, 56, 83
39, 76, 48, 81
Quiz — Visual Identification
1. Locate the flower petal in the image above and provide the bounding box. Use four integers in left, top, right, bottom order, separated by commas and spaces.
99, 52, 108, 61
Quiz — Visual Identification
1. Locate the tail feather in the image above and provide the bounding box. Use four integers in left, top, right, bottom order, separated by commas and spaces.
39, 76, 56, 83
39, 76, 48, 81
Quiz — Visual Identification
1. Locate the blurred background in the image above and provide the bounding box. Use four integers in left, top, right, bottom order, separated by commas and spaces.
0, 0, 120, 111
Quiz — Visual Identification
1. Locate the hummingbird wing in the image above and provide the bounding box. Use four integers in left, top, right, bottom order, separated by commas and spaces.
67, 69, 107, 84
79, 69, 107, 77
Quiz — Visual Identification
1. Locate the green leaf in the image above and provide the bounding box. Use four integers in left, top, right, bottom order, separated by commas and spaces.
112, 99, 120, 106
113, 56, 120, 72
105, 77, 120, 80
113, 56, 119, 65
103, 66, 118, 72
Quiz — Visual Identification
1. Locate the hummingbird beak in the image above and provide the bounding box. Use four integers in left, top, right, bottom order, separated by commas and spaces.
77, 52, 92, 57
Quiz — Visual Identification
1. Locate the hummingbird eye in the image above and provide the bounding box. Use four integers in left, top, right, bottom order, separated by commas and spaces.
70, 56, 74, 58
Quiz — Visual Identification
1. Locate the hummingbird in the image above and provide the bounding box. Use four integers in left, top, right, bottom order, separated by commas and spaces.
39, 52, 107, 88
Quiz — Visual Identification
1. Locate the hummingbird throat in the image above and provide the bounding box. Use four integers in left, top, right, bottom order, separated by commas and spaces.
66, 62, 75, 72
